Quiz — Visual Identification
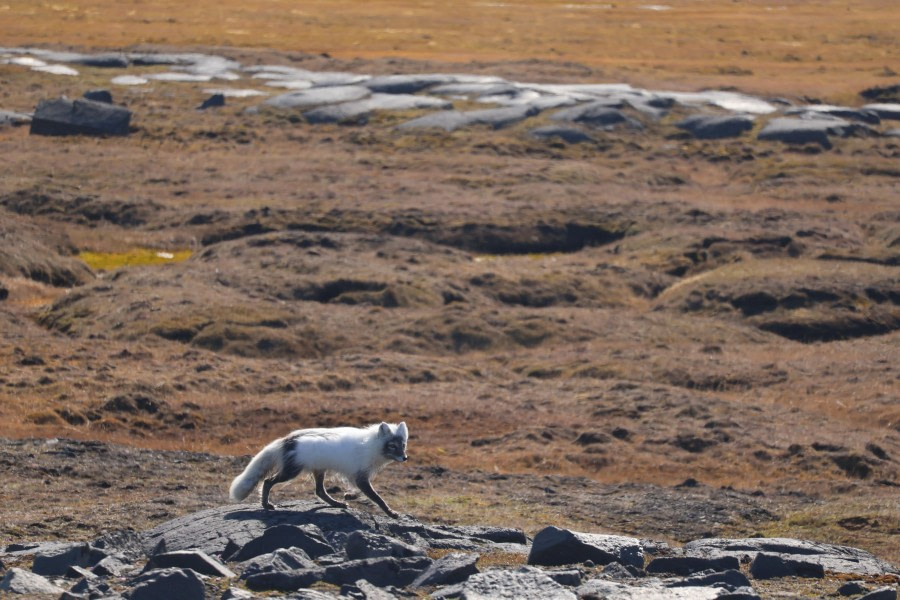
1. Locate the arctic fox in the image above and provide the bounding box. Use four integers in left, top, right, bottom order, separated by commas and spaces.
229, 422, 408, 518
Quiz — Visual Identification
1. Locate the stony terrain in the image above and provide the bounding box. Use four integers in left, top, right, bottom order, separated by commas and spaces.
0, 38, 898, 599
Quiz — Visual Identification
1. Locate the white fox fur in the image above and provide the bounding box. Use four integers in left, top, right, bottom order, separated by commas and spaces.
230, 422, 408, 518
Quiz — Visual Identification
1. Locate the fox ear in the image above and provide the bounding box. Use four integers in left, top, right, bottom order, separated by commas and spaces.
378, 422, 392, 437
397, 422, 408, 439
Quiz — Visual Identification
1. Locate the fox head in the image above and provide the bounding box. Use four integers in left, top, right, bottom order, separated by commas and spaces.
379, 421, 408, 462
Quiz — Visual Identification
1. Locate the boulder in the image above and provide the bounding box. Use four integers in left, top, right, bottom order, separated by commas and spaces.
91, 555, 130, 576
228, 524, 334, 561
303, 93, 451, 124
344, 530, 427, 560
411, 552, 479, 587
323, 555, 432, 588
237, 547, 317, 579
646, 555, 740, 575
749, 552, 825, 579
683, 537, 899, 576
859, 587, 898, 600
341, 579, 403, 599
82, 89, 113, 104
143, 550, 236, 578
550, 102, 641, 129
862, 103, 900, 120
666, 569, 752, 589
398, 105, 540, 132
141, 500, 366, 558
439, 566, 577, 600
364, 74, 456, 94
263, 85, 371, 109
30, 97, 131, 137
578, 577, 761, 599
0, 568, 65, 595
756, 117, 854, 149
31, 542, 104, 576
128, 567, 207, 600
527, 526, 644, 568
676, 114, 755, 139
785, 104, 881, 124
198, 93, 225, 110
243, 567, 325, 592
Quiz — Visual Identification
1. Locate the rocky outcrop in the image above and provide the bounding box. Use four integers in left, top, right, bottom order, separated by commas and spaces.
29, 96, 131, 136
2, 505, 895, 598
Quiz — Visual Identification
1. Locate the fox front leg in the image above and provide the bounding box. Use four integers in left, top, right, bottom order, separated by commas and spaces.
355, 475, 399, 519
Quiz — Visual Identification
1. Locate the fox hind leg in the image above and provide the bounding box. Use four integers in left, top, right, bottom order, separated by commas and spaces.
314, 471, 349, 509
261, 458, 304, 511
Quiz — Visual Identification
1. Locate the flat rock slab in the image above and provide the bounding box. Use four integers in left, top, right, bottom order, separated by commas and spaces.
577, 578, 759, 600
398, 105, 539, 131
141, 500, 371, 558
437, 566, 577, 600
528, 125, 595, 144
0, 109, 32, 126
303, 93, 451, 124
29, 97, 131, 136
0, 567, 65, 595
264, 85, 372, 110
863, 103, 900, 120
756, 117, 852, 148
364, 74, 458, 94
527, 526, 644, 568
676, 114, 755, 139
683, 537, 899, 576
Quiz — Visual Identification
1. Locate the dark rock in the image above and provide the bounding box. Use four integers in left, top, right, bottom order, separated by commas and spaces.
243, 567, 325, 591
32, 542, 102, 575
198, 93, 225, 110
757, 117, 857, 149
411, 552, 479, 587
91, 555, 130, 576
862, 103, 900, 120
30, 97, 131, 137
647, 555, 740, 575
141, 500, 369, 557
364, 74, 455, 94
528, 125, 595, 144
323, 555, 432, 588
92, 529, 146, 562
859, 587, 898, 600
344, 530, 426, 560
74, 53, 129, 68
666, 569, 752, 589
860, 83, 900, 103
237, 547, 317, 579
229, 524, 335, 561
528, 526, 644, 568
445, 566, 576, 599
676, 114, 755, 139
837, 581, 869, 596
749, 552, 825, 579
143, 549, 235, 577
398, 105, 540, 131
0, 567, 64, 595
683, 537, 898, 576
129, 567, 207, 600
786, 105, 881, 124
82, 89, 113, 104
550, 102, 641, 129
341, 578, 403, 599
601, 562, 637, 579
221, 588, 254, 600
69, 575, 113, 598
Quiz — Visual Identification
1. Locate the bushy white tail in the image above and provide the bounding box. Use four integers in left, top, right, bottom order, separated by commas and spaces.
229, 443, 279, 502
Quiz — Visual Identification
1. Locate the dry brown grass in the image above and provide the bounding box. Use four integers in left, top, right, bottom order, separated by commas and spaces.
3, 0, 898, 99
